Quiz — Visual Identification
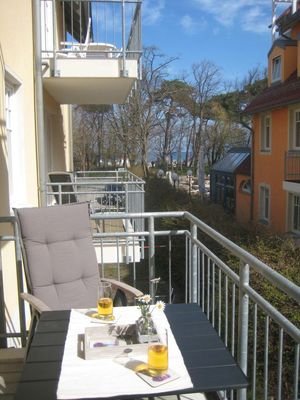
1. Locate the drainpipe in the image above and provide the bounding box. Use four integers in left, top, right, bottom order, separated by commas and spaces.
292, 0, 297, 13
32, 0, 47, 206
121, 0, 127, 77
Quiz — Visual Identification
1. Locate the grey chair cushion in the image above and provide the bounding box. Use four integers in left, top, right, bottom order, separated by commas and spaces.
15, 203, 98, 310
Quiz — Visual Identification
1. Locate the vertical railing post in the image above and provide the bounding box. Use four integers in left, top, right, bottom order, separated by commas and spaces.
0, 238, 7, 348
191, 222, 198, 303
12, 217, 27, 347
148, 216, 155, 301
237, 262, 249, 400
124, 183, 129, 265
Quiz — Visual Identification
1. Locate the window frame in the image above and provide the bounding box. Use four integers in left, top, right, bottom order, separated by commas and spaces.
288, 193, 300, 234
294, 109, 300, 149
259, 184, 270, 224
260, 114, 271, 152
271, 56, 281, 83
240, 179, 251, 194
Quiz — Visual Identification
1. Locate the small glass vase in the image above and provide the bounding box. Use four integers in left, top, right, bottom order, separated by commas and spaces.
136, 314, 158, 343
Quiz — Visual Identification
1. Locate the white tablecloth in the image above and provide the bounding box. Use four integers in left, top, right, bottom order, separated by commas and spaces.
56, 306, 193, 399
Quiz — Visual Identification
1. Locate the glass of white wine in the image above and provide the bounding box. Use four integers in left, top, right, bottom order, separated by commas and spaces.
148, 328, 168, 376
97, 281, 113, 320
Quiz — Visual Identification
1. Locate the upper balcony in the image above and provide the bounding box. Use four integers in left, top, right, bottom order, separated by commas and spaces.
284, 150, 300, 182
41, 0, 142, 104
46, 169, 145, 264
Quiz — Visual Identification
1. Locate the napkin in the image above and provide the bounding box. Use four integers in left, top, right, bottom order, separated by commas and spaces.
56, 306, 193, 399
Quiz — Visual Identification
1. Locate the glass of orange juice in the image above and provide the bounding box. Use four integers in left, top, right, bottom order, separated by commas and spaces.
97, 282, 113, 320
148, 329, 168, 376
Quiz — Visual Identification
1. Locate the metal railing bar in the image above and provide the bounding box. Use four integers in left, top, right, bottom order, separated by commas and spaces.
231, 283, 236, 357
225, 274, 228, 347
252, 303, 258, 400
218, 268, 222, 336
185, 236, 189, 305
294, 343, 299, 400
13, 219, 27, 347
185, 211, 300, 303
93, 230, 187, 239
189, 234, 240, 287
100, 239, 104, 275
245, 285, 300, 343
264, 315, 270, 400
188, 238, 192, 304
212, 261, 215, 328
238, 262, 249, 396
207, 257, 210, 318
277, 327, 283, 400
191, 223, 198, 303
0, 332, 24, 339
132, 235, 136, 287
168, 234, 172, 304
93, 213, 300, 341
116, 237, 120, 280
197, 247, 200, 305
201, 252, 205, 310
0, 236, 16, 241
91, 209, 299, 303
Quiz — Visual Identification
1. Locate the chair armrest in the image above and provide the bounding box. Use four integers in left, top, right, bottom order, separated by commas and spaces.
101, 278, 143, 300
20, 293, 51, 314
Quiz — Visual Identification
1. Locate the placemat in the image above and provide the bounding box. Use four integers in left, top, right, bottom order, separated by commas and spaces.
56, 306, 193, 399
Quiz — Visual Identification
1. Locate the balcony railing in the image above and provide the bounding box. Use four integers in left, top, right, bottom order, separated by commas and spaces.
41, 0, 142, 77
285, 150, 300, 181
0, 211, 299, 400
46, 169, 145, 214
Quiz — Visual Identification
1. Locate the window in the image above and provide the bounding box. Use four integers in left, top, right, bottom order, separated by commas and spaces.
259, 185, 270, 223
240, 179, 251, 194
294, 110, 300, 148
261, 115, 271, 152
272, 56, 281, 82
289, 193, 300, 234
292, 194, 300, 232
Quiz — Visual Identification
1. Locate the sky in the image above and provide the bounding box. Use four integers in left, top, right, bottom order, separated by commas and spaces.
141, 0, 285, 84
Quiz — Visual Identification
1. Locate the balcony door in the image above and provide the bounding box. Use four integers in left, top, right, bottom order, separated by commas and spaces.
288, 193, 300, 234
293, 110, 300, 149
259, 184, 270, 224
289, 107, 300, 150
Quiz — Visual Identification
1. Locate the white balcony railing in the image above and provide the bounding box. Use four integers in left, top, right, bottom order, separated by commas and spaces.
0, 210, 299, 399
41, 0, 142, 77
46, 169, 145, 215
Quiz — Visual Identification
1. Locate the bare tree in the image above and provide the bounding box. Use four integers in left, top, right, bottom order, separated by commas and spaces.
188, 61, 222, 196
129, 47, 178, 176
73, 105, 112, 170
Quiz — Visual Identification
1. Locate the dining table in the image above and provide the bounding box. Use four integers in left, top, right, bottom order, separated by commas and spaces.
14, 303, 248, 400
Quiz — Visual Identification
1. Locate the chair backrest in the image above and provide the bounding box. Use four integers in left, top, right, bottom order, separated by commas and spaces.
48, 172, 77, 205
14, 203, 98, 310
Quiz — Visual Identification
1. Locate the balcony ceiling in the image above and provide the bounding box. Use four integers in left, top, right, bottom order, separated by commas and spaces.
43, 76, 136, 104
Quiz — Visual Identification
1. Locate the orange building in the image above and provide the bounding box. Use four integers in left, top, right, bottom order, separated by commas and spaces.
243, 4, 300, 235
